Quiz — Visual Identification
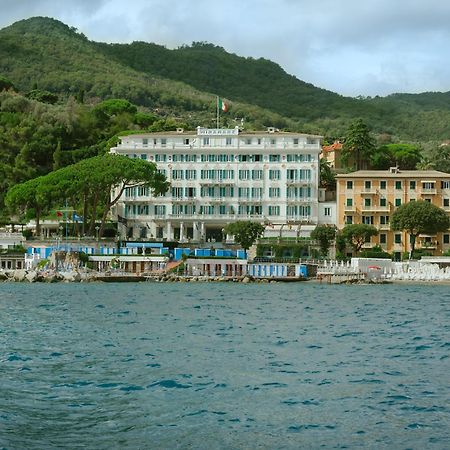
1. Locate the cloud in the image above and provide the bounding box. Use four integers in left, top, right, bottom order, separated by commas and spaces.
1, 0, 449, 96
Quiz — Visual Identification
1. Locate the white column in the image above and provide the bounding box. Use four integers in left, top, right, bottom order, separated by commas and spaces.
166, 221, 172, 240
180, 222, 185, 242
200, 222, 205, 241
193, 222, 200, 241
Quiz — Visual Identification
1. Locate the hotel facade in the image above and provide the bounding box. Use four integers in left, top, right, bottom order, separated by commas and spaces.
110, 127, 323, 242
336, 168, 450, 258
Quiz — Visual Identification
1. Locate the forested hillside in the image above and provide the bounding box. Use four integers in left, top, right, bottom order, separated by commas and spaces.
1, 17, 450, 143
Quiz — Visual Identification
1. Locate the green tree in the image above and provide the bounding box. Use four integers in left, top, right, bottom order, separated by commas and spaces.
224, 221, 265, 250
0, 75, 15, 92
26, 89, 58, 104
425, 144, 450, 173
5, 177, 47, 235
391, 200, 450, 258
341, 119, 376, 170
341, 224, 378, 254
371, 143, 423, 170
319, 158, 336, 190
310, 225, 337, 257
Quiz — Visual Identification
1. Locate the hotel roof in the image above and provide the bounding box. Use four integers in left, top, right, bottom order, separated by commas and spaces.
336, 170, 450, 178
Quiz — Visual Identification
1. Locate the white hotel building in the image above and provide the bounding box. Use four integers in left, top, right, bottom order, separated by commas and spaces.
110, 127, 323, 242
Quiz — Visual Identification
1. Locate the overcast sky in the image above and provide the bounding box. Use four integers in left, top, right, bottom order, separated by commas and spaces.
1, 0, 450, 97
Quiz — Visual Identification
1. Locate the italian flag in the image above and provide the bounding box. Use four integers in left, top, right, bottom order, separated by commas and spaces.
218, 97, 228, 112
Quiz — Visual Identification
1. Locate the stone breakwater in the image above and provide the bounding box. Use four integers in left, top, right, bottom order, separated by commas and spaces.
0, 269, 271, 284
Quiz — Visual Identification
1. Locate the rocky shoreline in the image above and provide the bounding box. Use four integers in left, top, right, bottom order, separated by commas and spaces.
0, 269, 279, 284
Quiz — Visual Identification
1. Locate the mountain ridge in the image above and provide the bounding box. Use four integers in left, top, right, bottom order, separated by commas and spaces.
1, 16, 450, 142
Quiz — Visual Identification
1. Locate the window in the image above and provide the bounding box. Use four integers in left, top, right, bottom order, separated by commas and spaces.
362, 215, 374, 225
395, 198, 402, 207
380, 180, 387, 190
140, 154, 147, 160
364, 198, 371, 207
365, 181, 371, 189
269, 154, 280, 162
246, 138, 252, 145
409, 181, 416, 190
269, 187, 280, 197
394, 233, 401, 244
444, 234, 450, 244
293, 138, 299, 145
252, 170, 263, 180
253, 154, 262, 162
185, 187, 196, 198
444, 198, 450, 207
184, 138, 190, 145
270, 139, 276, 145
380, 198, 387, 207
345, 215, 353, 224
346, 198, 353, 207
422, 182, 435, 189
239, 170, 250, 180
269, 170, 280, 180
257, 138, 262, 145
171, 170, 184, 180
226, 137, 232, 145
324, 207, 331, 216
380, 215, 389, 225
142, 138, 148, 146
287, 169, 296, 181
395, 181, 402, 189
161, 138, 167, 147
268, 206, 280, 216
441, 181, 450, 189
203, 137, 210, 145
185, 170, 196, 180
380, 233, 387, 244
346, 181, 353, 189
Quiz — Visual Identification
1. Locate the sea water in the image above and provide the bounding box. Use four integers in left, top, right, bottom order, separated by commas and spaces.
0, 282, 449, 449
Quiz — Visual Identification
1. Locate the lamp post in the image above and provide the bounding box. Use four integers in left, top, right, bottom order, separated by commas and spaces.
95, 226, 100, 251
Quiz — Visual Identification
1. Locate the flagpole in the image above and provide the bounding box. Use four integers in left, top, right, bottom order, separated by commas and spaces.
216, 96, 219, 129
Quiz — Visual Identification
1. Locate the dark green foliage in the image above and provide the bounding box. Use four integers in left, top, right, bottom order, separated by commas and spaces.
0, 75, 15, 91
319, 158, 336, 190
26, 89, 58, 104
341, 224, 379, 254
5, 154, 169, 238
391, 200, 450, 257
359, 245, 392, 259
341, 119, 376, 170
224, 221, 265, 250
1, 17, 450, 142
94, 99, 137, 116
256, 243, 309, 259
311, 225, 337, 257
371, 143, 422, 170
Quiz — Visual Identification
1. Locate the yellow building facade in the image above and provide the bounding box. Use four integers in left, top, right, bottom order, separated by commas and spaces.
336, 169, 450, 258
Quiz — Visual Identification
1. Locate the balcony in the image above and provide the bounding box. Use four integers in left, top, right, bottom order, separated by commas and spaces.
287, 197, 313, 203
378, 224, 391, 231
360, 188, 377, 195
418, 241, 438, 250
360, 205, 391, 212
172, 197, 197, 203
286, 179, 310, 186
420, 188, 437, 195
344, 205, 357, 212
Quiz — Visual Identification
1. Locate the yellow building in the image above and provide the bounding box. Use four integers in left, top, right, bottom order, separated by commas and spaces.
336, 168, 450, 259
